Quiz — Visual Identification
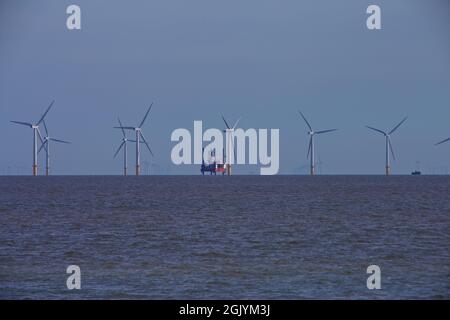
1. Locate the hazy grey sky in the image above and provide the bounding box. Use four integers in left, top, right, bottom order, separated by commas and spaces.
0, 0, 449, 175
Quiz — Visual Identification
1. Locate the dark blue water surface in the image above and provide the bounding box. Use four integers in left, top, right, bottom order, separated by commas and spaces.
0, 176, 449, 299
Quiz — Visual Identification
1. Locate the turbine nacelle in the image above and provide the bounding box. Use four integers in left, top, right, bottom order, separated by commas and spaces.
222, 115, 241, 131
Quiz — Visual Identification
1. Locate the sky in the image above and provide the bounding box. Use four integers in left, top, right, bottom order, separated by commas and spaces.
0, 0, 449, 175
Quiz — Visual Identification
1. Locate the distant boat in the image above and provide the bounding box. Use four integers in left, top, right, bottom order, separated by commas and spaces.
412, 161, 422, 175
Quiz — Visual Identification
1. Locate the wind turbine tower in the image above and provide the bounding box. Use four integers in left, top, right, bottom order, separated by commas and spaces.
366, 117, 407, 175
222, 115, 240, 176
10, 100, 54, 176
298, 110, 338, 176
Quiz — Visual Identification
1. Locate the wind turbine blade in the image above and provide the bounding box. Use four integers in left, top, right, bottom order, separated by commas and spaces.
10, 121, 33, 127
49, 138, 70, 144
221, 115, 231, 129
389, 138, 396, 161
139, 102, 153, 128
114, 126, 135, 130
366, 126, 386, 136
139, 131, 154, 156
232, 117, 242, 130
118, 118, 126, 138
389, 117, 408, 135
307, 137, 312, 159
315, 129, 338, 135
37, 128, 48, 152
298, 110, 312, 131
435, 137, 450, 146
128, 139, 144, 143
43, 119, 49, 136
38, 140, 48, 154
113, 141, 125, 158
37, 100, 54, 125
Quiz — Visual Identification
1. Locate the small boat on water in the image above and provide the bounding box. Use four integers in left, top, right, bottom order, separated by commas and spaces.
412, 161, 422, 175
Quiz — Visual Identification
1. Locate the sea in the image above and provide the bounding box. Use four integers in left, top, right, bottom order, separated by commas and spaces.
0, 176, 449, 299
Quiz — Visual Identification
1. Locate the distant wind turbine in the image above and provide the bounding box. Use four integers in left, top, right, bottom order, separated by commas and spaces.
114, 103, 154, 176
222, 115, 241, 176
298, 110, 338, 176
435, 137, 450, 146
366, 117, 407, 175
10, 100, 54, 176
38, 120, 70, 176
113, 117, 142, 176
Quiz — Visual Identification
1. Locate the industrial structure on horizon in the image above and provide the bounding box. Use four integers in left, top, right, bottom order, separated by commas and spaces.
7, 101, 450, 176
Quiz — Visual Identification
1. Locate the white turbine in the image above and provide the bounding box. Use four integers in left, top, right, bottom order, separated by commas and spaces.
298, 110, 337, 176
10, 100, 54, 176
222, 115, 241, 176
113, 117, 142, 176
114, 103, 154, 176
38, 119, 70, 176
366, 117, 407, 175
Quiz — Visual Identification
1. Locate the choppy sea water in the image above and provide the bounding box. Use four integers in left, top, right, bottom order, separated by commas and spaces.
0, 176, 449, 299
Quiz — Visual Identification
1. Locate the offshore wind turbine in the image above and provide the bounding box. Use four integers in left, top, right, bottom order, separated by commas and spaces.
298, 110, 337, 176
114, 103, 154, 176
10, 100, 54, 176
38, 120, 71, 176
113, 117, 142, 176
222, 115, 241, 176
435, 137, 450, 146
366, 117, 407, 175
